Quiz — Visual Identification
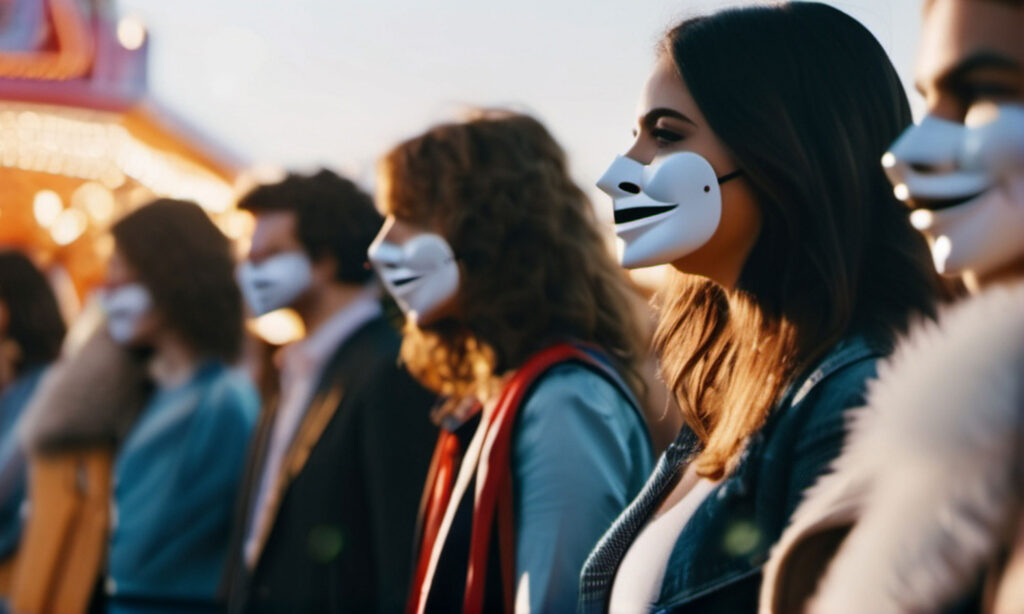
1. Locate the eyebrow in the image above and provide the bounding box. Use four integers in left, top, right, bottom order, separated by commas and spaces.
918, 51, 1023, 95
639, 107, 698, 130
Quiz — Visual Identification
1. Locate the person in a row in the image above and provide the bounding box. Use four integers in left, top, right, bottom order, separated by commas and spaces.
576, 3, 947, 612
0, 250, 66, 604
763, 0, 1024, 612
368, 111, 656, 614
11, 200, 259, 613
222, 170, 437, 614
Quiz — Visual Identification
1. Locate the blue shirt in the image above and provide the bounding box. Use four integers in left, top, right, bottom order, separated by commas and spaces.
0, 366, 47, 560
512, 363, 653, 613
108, 362, 258, 604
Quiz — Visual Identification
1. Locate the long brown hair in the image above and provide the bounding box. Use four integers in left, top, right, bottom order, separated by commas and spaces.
655, 3, 948, 478
112, 199, 244, 362
380, 110, 647, 402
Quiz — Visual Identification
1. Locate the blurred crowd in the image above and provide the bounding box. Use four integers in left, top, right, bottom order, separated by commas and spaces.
0, 0, 1021, 613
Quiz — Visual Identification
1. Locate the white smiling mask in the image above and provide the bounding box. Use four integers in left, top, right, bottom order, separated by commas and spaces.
883, 104, 1024, 276
367, 232, 460, 324
597, 152, 741, 269
100, 283, 154, 344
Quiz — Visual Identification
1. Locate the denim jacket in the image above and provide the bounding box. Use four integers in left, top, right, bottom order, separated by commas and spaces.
579, 335, 889, 614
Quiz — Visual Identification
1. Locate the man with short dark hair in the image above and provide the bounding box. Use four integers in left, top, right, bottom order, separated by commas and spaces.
222, 169, 436, 614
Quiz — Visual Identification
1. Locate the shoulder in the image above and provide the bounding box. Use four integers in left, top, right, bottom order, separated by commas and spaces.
522, 362, 636, 422
511, 361, 652, 498
875, 282, 1024, 414
197, 365, 259, 426
179, 366, 258, 472
857, 283, 1024, 464
514, 361, 647, 455
784, 340, 883, 446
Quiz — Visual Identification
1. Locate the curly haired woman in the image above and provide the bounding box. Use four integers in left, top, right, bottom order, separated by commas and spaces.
368, 111, 654, 614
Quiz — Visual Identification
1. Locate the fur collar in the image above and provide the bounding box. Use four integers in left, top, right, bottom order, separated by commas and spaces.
763, 281, 1024, 614
19, 327, 150, 454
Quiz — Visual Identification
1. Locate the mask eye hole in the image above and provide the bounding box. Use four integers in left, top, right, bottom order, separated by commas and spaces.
704, 185, 710, 193
618, 182, 641, 194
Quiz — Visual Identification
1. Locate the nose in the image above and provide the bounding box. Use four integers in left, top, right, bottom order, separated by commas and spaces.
246, 246, 266, 266
624, 134, 656, 166
596, 156, 646, 198
888, 116, 964, 169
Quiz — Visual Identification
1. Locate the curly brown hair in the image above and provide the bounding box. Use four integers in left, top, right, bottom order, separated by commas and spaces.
380, 110, 647, 402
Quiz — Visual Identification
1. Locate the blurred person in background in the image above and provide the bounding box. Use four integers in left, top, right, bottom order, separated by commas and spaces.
577, 4, 947, 613
8, 199, 255, 614
0, 251, 66, 607
222, 170, 436, 614
97, 199, 257, 613
370, 111, 654, 614
11, 323, 147, 614
763, 1, 1024, 613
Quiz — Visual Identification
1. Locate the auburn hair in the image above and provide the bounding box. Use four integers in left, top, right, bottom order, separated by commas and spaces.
654, 3, 948, 479
380, 110, 647, 402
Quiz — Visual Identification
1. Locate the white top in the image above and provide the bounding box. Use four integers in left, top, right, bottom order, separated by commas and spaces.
607, 478, 717, 614
243, 289, 382, 568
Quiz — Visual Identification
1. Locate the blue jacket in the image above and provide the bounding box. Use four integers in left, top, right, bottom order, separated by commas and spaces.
108, 362, 258, 603
420, 360, 653, 614
580, 335, 889, 614
514, 363, 654, 613
0, 366, 47, 560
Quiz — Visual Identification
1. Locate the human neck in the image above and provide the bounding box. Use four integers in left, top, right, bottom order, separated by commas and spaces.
672, 249, 746, 291
294, 282, 370, 336
150, 332, 200, 389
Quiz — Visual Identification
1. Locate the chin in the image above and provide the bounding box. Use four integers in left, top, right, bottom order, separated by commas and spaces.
411, 297, 459, 329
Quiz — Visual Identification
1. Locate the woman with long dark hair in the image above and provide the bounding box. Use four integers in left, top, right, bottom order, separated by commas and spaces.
99, 200, 259, 613
578, 4, 946, 612
368, 111, 654, 614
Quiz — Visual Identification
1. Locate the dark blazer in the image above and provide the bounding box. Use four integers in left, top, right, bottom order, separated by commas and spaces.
222, 315, 437, 614
579, 334, 890, 614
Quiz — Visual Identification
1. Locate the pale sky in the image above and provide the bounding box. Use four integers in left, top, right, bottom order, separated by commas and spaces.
118, 0, 925, 202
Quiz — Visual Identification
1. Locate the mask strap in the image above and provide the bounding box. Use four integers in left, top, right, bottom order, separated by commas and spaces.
717, 169, 743, 185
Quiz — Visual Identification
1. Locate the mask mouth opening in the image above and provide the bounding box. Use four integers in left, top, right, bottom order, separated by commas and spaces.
614, 204, 679, 224
909, 189, 988, 212
391, 275, 422, 287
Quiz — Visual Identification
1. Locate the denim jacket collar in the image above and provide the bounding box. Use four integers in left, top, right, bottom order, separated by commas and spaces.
652, 334, 888, 611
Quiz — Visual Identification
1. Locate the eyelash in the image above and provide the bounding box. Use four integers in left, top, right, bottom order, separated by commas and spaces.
652, 128, 683, 144
959, 83, 1019, 106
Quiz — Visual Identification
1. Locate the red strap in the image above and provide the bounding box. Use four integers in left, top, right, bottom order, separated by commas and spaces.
497, 473, 516, 614
462, 344, 593, 614
407, 432, 459, 614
